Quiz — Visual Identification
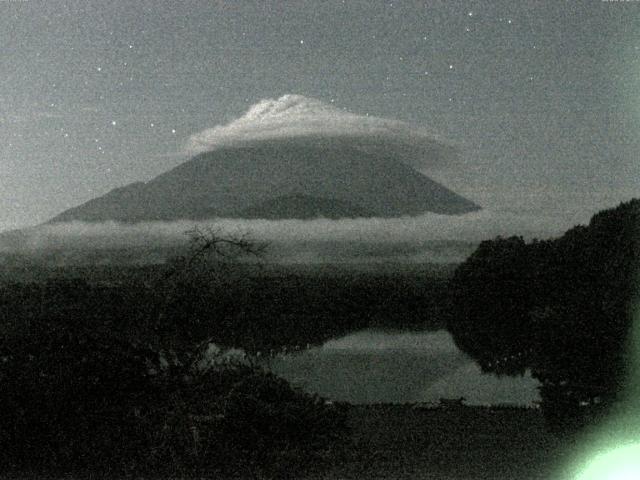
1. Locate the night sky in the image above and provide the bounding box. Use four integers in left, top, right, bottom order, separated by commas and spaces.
2, 0, 639, 232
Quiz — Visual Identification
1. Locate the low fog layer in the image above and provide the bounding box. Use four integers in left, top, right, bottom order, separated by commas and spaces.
186, 94, 458, 171
0, 208, 590, 264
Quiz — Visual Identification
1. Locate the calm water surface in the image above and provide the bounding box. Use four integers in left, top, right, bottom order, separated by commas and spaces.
266, 330, 540, 405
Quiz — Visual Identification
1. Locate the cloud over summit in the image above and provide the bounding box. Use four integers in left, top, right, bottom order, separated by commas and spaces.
187, 94, 458, 170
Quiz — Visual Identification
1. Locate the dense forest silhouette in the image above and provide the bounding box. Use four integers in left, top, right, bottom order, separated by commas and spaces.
448, 199, 640, 429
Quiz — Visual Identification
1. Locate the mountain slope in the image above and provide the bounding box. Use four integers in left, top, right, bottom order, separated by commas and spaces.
51, 140, 480, 222
239, 194, 375, 219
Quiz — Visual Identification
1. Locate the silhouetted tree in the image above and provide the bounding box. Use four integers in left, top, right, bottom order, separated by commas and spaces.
0, 226, 348, 478
448, 199, 640, 430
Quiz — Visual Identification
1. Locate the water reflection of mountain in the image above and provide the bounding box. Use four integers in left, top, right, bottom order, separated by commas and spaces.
267, 330, 540, 405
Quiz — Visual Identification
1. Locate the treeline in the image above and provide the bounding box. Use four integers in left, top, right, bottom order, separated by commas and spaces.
447, 199, 640, 430
0, 265, 449, 354
0, 237, 356, 478
0, 233, 451, 477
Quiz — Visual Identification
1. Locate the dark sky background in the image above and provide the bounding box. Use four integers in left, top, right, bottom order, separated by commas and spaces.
2, 0, 639, 232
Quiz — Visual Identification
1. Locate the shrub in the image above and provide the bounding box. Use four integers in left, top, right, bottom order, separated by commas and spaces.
0, 328, 348, 478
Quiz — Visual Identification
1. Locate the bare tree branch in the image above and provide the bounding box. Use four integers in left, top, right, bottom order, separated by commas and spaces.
153, 226, 268, 364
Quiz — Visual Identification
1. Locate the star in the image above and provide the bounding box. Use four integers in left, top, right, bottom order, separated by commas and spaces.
111, 120, 117, 126
300, 40, 304, 44
171, 128, 176, 134
449, 64, 453, 69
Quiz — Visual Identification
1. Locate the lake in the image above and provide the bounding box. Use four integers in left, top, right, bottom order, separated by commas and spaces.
266, 329, 540, 405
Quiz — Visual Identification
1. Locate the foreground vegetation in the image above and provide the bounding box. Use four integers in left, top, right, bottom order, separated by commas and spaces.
0, 232, 352, 478
0, 340, 347, 478
324, 404, 565, 480
0, 199, 638, 477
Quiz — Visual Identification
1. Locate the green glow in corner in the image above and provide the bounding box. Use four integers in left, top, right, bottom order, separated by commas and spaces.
562, 272, 640, 479
575, 443, 640, 480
